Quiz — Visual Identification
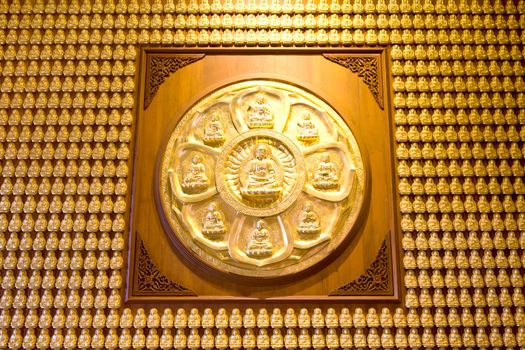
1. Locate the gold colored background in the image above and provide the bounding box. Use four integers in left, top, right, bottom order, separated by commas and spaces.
0, 0, 524, 348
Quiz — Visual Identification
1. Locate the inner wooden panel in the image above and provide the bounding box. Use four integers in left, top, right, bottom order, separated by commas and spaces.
129, 52, 398, 299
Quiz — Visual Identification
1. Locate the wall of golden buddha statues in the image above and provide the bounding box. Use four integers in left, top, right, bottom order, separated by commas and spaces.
0, 0, 524, 348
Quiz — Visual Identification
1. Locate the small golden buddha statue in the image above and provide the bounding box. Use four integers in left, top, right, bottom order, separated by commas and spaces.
182, 154, 209, 194
203, 113, 225, 147
284, 309, 297, 328
201, 202, 226, 241
296, 112, 319, 143
246, 220, 273, 258
312, 155, 339, 190
270, 309, 283, 329
297, 202, 321, 239
247, 93, 274, 129
240, 145, 282, 203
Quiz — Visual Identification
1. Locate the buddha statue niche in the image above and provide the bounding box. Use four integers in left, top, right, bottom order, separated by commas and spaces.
203, 113, 225, 147
247, 93, 274, 129
297, 202, 321, 239
312, 154, 339, 190
296, 112, 319, 143
201, 202, 226, 240
246, 219, 273, 258
182, 154, 209, 194
240, 145, 282, 203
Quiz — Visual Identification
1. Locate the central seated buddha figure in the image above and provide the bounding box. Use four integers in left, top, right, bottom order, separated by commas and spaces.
203, 113, 225, 147
297, 203, 321, 239
246, 219, 273, 258
312, 154, 339, 190
201, 202, 226, 240
296, 112, 319, 143
182, 154, 209, 194
247, 93, 274, 129
240, 145, 282, 203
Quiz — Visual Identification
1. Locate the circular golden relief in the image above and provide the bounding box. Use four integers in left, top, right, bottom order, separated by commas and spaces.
159, 80, 365, 278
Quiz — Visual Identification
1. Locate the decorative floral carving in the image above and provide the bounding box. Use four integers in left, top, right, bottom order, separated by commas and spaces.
136, 233, 196, 296
144, 54, 205, 108
329, 234, 390, 295
323, 54, 384, 109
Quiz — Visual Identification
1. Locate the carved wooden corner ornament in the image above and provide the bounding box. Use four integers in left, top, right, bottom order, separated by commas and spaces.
323, 54, 384, 109
144, 54, 205, 109
135, 233, 196, 296
329, 233, 391, 296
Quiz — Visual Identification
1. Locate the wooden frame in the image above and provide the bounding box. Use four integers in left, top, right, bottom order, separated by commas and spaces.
125, 47, 402, 304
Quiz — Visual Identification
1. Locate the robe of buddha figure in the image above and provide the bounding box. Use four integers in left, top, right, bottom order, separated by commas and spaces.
201, 202, 226, 240
246, 220, 273, 258
297, 203, 321, 239
312, 155, 339, 190
203, 113, 225, 147
240, 145, 282, 202
182, 154, 209, 193
247, 93, 274, 129
296, 112, 319, 143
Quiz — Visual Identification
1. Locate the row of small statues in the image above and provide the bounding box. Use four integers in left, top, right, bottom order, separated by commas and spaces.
404, 286, 525, 309
400, 194, 525, 215
121, 307, 411, 329
0, 230, 125, 251
2, 27, 522, 50
3, 325, 525, 350
3, 305, 525, 331
398, 177, 525, 197
405, 267, 525, 289
7, 0, 520, 16
399, 212, 524, 233
398, 159, 524, 179
402, 230, 523, 251
403, 249, 523, 271
393, 91, 525, 110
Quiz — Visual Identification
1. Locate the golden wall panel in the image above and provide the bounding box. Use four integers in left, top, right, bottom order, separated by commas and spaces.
0, 0, 524, 348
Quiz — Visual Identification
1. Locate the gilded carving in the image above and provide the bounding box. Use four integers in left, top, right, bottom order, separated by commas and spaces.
323, 54, 384, 109
330, 234, 391, 295
160, 80, 365, 277
135, 234, 196, 296
144, 54, 205, 109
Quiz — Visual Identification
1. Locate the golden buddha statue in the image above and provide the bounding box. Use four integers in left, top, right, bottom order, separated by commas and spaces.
247, 93, 274, 129
203, 113, 225, 147
201, 202, 226, 241
182, 154, 209, 194
240, 145, 282, 203
312, 155, 339, 190
297, 202, 321, 239
296, 112, 319, 143
246, 220, 273, 258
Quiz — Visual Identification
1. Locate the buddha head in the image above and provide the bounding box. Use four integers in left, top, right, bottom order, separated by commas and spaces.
255, 93, 266, 105
256, 220, 266, 230
192, 154, 202, 164
255, 144, 269, 160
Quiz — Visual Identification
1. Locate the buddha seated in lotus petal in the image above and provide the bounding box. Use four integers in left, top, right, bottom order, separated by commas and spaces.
201, 202, 226, 240
297, 203, 321, 239
312, 155, 339, 190
296, 112, 319, 143
182, 154, 209, 193
203, 113, 225, 147
247, 93, 274, 129
246, 220, 273, 258
240, 145, 282, 203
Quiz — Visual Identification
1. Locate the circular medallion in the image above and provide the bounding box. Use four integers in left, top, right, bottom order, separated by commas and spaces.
216, 130, 306, 217
159, 80, 366, 278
